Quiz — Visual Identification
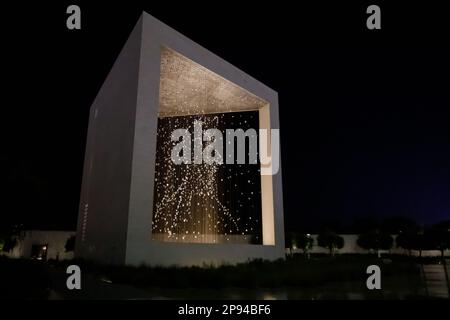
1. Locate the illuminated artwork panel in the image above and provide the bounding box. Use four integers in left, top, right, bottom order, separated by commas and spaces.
152, 111, 262, 244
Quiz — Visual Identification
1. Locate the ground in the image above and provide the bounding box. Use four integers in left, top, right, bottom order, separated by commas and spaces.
0, 255, 446, 299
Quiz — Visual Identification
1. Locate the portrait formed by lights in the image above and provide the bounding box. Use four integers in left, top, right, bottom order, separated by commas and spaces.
151, 48, 265, 245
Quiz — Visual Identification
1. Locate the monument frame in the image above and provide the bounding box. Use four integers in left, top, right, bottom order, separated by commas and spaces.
75, 12, 284, 266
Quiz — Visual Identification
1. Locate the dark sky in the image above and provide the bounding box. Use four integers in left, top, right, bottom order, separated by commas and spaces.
2, 2, 449, 232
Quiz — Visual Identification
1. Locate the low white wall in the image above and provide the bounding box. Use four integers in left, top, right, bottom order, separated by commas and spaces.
288, 234, 450, 257
2, 230, 76, 260
3, 231, 449, 261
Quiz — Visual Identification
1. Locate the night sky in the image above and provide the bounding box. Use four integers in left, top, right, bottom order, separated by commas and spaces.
2, 2, 449, 232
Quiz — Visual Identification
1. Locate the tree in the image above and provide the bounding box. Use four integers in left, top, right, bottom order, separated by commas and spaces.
427, 221, 450, 259
381, 216, 416, 234
2, 237, 18, 253
396, 228, 431, 257
351, 217, 379, 234
65, 235, 76, 252
285, 232, 314, 258
285, 232, 295, 255
357, 229, 393, 258
317, 230, 344, 256
396, 231, 418, 257
296, 233, 314, 258
0, 223, 24, 253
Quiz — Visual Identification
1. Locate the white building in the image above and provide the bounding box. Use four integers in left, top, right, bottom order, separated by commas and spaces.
75, 12, 285, 266
2, 230, 75, 261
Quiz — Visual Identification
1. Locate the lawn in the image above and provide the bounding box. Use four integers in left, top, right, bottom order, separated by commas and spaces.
0, 254, 433, 299
85, 254, 426, 299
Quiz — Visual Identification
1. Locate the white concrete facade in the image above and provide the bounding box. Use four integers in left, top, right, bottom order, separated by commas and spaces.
75, 12, 284, 266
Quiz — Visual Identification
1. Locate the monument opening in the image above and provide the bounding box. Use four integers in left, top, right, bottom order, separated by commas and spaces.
151, 47, 268, 244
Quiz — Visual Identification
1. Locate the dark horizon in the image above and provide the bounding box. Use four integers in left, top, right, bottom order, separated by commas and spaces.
2, 3, 449, 233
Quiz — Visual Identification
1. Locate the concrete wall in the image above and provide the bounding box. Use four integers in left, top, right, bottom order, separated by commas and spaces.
124, 13, 284, 266
75, 17, 143, 265
2, 230, 75, 260
288, 234, 450, 257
